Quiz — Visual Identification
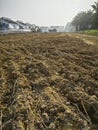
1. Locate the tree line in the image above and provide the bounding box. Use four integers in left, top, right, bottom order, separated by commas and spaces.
71, 1, 98, 31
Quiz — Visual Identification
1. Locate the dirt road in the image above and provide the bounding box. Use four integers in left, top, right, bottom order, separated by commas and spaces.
0, 32, 98, 130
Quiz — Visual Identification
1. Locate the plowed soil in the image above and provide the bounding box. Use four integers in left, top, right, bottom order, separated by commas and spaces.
0, 32, 98, 130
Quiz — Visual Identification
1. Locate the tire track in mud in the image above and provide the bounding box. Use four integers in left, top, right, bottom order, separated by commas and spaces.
68, 33, 98, 45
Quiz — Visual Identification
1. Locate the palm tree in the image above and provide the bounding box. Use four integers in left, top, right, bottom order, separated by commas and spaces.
71, 11, 93, 31
92, 1, 98, 29
92, 1, 98, 12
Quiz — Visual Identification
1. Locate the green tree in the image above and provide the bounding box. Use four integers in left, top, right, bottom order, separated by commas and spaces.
92, 1, 98, 29
71, 10, 93, 31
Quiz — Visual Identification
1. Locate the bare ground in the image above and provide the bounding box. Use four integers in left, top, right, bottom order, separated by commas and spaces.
0, 32, 98, 130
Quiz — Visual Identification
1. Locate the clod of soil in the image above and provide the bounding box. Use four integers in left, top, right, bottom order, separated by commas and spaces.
0, 32, 98, 130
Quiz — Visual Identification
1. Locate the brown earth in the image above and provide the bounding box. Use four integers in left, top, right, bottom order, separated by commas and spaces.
0, 32, 98, 130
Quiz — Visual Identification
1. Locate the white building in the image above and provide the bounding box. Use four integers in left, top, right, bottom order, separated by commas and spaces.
16, 21, 29, 29
40, 26, 49, 32
0, 17, 20, 30
50, 26, 65, 32
40, 26, 65, 32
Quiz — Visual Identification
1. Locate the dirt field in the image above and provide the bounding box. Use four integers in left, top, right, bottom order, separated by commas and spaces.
0, 32, 98, 130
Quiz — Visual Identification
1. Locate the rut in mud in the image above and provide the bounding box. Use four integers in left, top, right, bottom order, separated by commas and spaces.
0, 33, 98, 130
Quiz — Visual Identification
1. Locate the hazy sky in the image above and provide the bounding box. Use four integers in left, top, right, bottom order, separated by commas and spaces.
0, 0, 95, 26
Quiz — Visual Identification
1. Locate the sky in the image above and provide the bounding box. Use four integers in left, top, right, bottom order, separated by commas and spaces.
0, 0, 95, 26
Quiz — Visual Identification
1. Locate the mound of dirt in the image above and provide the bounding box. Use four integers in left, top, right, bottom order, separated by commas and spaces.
0, 32, 98, 130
